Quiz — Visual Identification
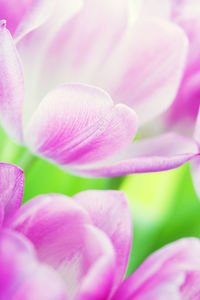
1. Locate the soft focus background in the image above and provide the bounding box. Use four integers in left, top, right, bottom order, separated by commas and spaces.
1, 124, 200, 277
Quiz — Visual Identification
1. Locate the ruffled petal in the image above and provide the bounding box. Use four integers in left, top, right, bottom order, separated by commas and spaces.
0, 21, 24, 142
24, 84, 137, 166
70, 133, 198, 177
74, 190, 132, 293
0, 163, 24, 224
0, 229, 68, 300
8, 194, 116, 299
112, 238, 200, 300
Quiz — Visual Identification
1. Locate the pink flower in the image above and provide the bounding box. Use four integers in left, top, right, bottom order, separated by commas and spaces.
132, 0, 200, 196
0, 1, 198, 178
132, 0, 200, 133
1, 162, 200, 299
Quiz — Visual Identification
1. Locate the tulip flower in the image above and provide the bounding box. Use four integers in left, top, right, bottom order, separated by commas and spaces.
132, 1, 200, 197
0, 0, 199, 178
1, 162, 200, 299
0, 163, 68, 299
133, 0, 200, 134
0, 230, 68, 299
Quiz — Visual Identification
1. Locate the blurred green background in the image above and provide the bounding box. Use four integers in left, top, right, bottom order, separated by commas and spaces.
1, 125, 200, 277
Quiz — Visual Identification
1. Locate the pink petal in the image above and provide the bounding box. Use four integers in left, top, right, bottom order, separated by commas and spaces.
0, 0, 81, 42
0, 229, 68, 299
75, 225, 115, 300
0, 0, 33, 35
171, 0, 200, 68
15, 0, 83, 43
70, 133, 198, 177
0, 21, 24, 142
165, 1, 200, 129
40, 0, 130, 91
24, 84, 137, 166
191, 108, 200, 198
0, 163, 24, 224
112, 238, 200, 300
8, 194, 116, 299
74, 190, 132, 293
103, 19, 188, 125
191, 156, 200, 199
15, 0, 83, 120
14, 0, 57, 42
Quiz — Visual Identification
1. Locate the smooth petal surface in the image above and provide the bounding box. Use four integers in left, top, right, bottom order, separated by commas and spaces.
171, 0, 200, 68
0, 21, 24, 142
165, 0, 200, 129
0, 229, 67, 300
24, 84, 137, 166
103, 19, 188, 125
112, 238, 200, 300
70, 133, 198, 177
8, 194, 116, 300
40, 0, 130, 88
14, 0, 57, 42
0, 0, 33, 35
0, 163, 24, 225
190, 109, 200, 198
74, 190, 132, 293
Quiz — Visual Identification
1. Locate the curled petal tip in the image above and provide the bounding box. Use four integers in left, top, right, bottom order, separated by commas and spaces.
0, 20, 6, 28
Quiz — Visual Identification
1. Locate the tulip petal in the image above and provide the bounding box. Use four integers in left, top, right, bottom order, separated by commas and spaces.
0, 163, 24, 224
74, 190, 132, 293
190, 109, 200, 198
75, 225, 115, 300
8, 194, 115, 299
0, 0, 33, 35
40, 0, 130, 88
0, 0, 57, 40
14, 0, 83, 43
70, 133, 198, 177
24, 84, 137, 166
0, 229, 68, 300
0, 21, 24, 142
112, 238, 200, 300
103, 19, 188, 125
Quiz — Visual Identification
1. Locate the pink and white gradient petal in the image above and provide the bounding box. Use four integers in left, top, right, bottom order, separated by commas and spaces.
70, 133, 198, 177
74, 190, 132, 293
0, 229, 68, 300
0, 163, 24, 224
104, 19, 188, 125
8, 194, 116, 300
24, 84, 138, 166
39, 0, 131, 92
0, 21, 24, 142
0, 0, 33, 35
111, 238, 200, 300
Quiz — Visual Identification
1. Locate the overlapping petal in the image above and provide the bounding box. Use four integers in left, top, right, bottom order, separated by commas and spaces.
0, 0, 195, 179
40, 0, 130, 88
0, 0, 33, 35
112, 238, 200, 300
103, 19, 188, 125
0, 21, 24, 142
0, 229, 67, 300
74, 190, 132, 292
70, 133, 198, 177
0, 163, 24, 224
8, 194, 116, 299
42, 12, 188, 126
24, 84, 138, 166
